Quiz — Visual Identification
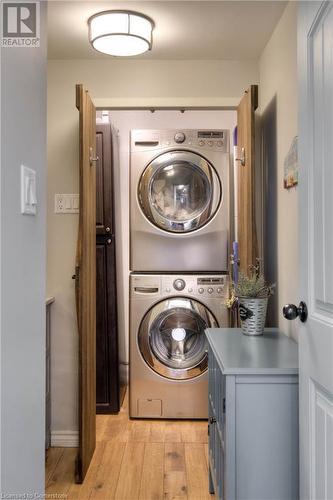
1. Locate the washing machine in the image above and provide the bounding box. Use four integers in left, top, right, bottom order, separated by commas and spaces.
130, 129, 230, 272
129, 272, 229, 419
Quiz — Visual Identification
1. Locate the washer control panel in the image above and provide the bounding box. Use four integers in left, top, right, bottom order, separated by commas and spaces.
162, 275, 228, 298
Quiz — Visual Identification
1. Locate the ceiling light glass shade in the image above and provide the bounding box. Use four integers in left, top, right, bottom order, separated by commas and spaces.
88, 11, 154, 57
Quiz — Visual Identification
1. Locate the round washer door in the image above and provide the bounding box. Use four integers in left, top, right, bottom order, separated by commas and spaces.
138, 297, 218, 380
138, 150, 221, 233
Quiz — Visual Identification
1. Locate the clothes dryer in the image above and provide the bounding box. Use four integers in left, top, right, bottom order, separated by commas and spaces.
130, 129, 230, 271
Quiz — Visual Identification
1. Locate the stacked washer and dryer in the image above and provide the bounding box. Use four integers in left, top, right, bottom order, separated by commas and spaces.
129, 129, 230, 418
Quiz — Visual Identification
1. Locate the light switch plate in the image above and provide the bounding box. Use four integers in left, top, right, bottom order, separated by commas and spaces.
21, 165, 37, 215
55, 194, 79, 214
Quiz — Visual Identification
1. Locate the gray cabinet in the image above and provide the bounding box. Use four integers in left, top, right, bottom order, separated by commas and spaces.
206, 328, 299, 500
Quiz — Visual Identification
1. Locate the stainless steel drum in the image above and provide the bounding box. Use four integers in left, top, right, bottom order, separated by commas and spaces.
138, 296, 218, 380
138, 150, 221, 233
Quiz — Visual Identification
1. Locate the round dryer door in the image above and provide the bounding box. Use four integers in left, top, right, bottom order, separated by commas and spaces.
138, 150, 221, 233
138, 297, 218, 380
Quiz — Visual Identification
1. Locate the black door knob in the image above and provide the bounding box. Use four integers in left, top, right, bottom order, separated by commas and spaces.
283, 301, 308, 323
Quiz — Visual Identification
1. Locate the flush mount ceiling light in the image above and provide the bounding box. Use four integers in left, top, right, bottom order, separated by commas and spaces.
88, 10, 154, 57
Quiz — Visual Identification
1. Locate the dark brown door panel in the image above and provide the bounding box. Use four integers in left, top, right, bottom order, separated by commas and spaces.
96, 123, 113, 235
96, 237, 120, 413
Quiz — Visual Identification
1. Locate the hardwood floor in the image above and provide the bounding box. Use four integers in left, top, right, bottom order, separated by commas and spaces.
45, 394, 214, 500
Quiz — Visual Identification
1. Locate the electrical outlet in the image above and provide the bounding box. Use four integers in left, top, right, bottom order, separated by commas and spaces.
55, 194, 79, 214
55, 194, 65, 213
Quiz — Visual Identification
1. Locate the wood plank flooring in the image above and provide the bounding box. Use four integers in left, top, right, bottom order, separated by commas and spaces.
45, 394, 214, 500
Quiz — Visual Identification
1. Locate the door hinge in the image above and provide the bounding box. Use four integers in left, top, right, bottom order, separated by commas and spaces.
89, 146, 99, 167
235, 146, 245, 166
223, 398, 226, 413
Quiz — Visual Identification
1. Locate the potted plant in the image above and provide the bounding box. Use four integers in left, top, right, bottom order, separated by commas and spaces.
227, 270, 275, 336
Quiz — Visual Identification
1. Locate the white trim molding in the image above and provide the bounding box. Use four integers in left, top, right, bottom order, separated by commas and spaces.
51, 430, 79, 447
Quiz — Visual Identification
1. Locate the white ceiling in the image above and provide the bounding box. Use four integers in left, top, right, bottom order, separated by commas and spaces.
48, 1, 287, 60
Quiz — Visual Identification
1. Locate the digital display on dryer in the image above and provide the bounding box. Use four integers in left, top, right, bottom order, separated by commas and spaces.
197, 131, 224, 139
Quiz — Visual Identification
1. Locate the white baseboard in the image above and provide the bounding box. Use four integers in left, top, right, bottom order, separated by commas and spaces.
51, 430, 79, 447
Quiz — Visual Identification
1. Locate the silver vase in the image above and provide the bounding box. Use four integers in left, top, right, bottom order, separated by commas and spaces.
238, 297, 268, 336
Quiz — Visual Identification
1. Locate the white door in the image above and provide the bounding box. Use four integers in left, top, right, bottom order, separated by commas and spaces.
297, 3, 333, 498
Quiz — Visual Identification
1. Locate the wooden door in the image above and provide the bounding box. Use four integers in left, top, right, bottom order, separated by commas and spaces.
298, 3, 333, 498
237, 85, 259, 275
75, 84, 96, 483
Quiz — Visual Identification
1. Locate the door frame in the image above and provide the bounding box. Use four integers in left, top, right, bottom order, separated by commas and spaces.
75, 101, 259, 478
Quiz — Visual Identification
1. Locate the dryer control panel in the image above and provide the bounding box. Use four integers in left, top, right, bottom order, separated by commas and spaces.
131, 129, 230, 153
131, 273, 229, 299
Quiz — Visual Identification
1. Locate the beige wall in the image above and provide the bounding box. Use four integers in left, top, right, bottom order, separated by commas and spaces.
47, 58, 259, 436
259, 1, 298, 340
48, 59, 259, 108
